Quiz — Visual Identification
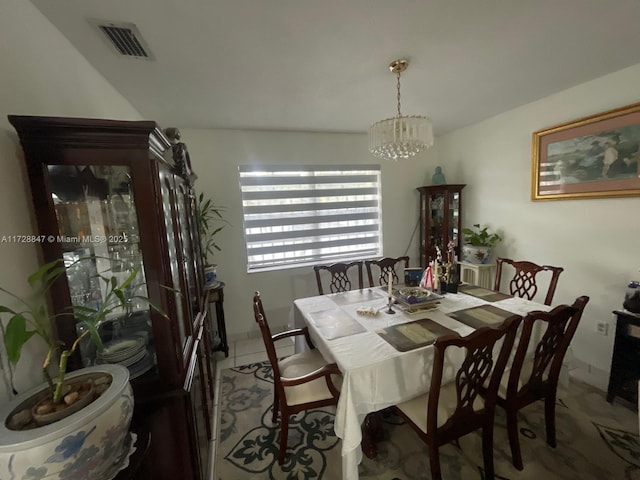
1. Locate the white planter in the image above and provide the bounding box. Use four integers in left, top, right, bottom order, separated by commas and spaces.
461, 244, 493, 264
0, 364, 133, 480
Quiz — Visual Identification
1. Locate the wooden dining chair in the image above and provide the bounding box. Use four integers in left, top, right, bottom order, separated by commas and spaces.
364, 256, 410, 287
252, 291, 342, 465
494, 257, 564, 306
313, 261, 363, 295
393, 315, 521, 480
495, 295, 589, 470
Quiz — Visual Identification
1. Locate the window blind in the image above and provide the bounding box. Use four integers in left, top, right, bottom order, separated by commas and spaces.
239, 165, 382, 271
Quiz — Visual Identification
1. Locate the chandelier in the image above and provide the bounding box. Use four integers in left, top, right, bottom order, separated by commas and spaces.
368, 59, 433, 160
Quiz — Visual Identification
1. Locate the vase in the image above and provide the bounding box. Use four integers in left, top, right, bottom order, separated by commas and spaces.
0, 364, 133, 480
461, 245, 493, 264
204, 264, 218, 284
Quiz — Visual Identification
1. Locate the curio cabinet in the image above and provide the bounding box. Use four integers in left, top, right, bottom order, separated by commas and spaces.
8, 115, 215, 480
417, 184, 465, 267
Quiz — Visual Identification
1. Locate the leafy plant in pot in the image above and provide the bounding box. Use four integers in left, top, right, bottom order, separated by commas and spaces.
461, 224, 503, 265
0, 258, 160, 479
197, 192, 228, 284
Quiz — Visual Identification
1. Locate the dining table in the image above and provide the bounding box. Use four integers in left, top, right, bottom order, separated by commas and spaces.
291, 284, 552, 480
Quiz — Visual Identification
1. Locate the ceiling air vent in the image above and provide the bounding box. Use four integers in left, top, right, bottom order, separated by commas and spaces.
90, 20, 155, 60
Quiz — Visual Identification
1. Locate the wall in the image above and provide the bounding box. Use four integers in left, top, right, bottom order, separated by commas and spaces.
182, 129, 439, 339
437, 62, 640, 389
0, 0, 142, 401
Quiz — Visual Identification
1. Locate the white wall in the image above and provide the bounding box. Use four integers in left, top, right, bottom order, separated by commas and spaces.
437, 62, 640, 389
0, 0, 142, 401
182, 129, 439, 339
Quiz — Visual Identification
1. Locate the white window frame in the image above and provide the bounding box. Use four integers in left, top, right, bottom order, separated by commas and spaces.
239, 164, 382, 272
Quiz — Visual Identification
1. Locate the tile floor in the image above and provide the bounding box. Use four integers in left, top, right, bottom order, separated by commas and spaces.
207, 336, 295, 480
204, 338, 610, 480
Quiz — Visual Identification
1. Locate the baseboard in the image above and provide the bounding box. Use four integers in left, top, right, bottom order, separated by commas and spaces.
569, 357, 609, 392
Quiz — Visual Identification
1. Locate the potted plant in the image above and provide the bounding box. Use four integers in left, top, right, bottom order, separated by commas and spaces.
0, 258, 160, 480
461, 223, 503, 264
197, 192, 227, 284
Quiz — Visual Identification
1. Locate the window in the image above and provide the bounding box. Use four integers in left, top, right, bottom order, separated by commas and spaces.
239, 165, 381, 271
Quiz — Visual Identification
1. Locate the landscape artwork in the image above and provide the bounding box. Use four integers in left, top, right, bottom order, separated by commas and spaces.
532, 102, 640, 200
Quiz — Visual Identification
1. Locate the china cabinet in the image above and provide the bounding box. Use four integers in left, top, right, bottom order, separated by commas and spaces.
416, 184, 465, 267
8, 115, 214, 480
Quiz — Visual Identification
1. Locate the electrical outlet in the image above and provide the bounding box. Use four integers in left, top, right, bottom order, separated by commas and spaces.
596, 321, 609, 336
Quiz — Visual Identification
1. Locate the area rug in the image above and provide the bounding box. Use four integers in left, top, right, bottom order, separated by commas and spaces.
214, 361, 640, 480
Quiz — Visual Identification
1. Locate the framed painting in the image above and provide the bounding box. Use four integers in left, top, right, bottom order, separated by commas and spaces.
532, 102, 640, 200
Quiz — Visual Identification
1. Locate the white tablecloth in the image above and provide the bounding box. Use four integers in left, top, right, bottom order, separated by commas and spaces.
293, 287, 550, 480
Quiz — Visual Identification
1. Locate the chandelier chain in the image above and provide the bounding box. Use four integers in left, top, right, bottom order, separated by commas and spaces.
396, 71, 402, 117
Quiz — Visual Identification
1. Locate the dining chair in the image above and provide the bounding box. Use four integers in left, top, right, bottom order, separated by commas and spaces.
495, 295, 589, 470
364, 256, 410, 287
393, 315, 521, 480
252, 291, 342, 465
494, 257, 564, 306
313, 261, 363, 295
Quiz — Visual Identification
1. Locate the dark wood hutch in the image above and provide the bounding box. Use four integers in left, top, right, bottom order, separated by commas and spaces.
8, 115, 215, 479
417, 184, 465, 268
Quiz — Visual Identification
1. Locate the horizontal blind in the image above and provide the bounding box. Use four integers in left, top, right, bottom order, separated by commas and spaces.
239, 165, 381, 270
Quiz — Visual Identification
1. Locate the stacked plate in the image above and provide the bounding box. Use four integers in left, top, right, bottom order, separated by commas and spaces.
97, 337, 153, 378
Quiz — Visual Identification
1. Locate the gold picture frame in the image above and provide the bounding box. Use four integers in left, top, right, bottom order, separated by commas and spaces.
532, 102, 640, 201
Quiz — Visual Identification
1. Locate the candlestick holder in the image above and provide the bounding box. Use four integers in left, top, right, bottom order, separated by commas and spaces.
386, 296, 396, 314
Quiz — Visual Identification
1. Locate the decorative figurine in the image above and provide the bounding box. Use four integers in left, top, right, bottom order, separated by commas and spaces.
432, 166, 447, 185
446, 239, 459, 293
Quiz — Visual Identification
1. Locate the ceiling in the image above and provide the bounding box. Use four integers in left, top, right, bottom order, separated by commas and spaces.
31, 0, 640, 135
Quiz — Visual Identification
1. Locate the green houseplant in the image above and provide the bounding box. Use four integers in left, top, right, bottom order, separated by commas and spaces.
0, 257, 164, 480
197, 192, 228, 282
1, 257, 159, 414
461, 224, 503, 264
462, 224, 502, 247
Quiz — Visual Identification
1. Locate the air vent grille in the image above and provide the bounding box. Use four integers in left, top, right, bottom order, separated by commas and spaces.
91, 20, 155, 60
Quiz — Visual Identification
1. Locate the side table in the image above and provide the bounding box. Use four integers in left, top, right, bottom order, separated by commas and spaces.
607, 310, 640, 406
457, 261, 496, 289
205, 280, 229, 357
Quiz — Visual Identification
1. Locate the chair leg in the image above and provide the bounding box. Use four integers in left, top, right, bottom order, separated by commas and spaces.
482, 422, 496, 480
545, 394, 557, 448
427, 443, 442, 480
272, 386, 279, 423
506, 408, 524, 471
278, 413, 289, 465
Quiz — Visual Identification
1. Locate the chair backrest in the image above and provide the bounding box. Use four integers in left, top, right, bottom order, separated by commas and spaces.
252, 291, 281, 377
506, 295, 589, 399
365, 256, 410, 287
494, 257, 564, 305
313, 261, 363, 295
428, 315, 521, 437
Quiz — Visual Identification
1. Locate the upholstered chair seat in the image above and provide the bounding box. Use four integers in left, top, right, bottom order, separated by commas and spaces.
279, 350, 342, 406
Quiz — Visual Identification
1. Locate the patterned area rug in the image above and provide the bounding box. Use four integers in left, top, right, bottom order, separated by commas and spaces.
214, 361, 640, 480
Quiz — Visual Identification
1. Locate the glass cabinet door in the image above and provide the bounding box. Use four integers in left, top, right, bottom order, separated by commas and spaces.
448, 190, 461, 249
427, 192, 445, 250
48, 164, 155, 378
158, 169, 190, 354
